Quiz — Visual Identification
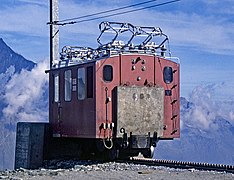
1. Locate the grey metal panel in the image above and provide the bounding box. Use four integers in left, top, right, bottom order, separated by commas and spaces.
116, 86, 164, 137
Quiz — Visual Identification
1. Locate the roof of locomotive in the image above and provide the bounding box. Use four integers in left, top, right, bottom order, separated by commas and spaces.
51, 22, 179, 69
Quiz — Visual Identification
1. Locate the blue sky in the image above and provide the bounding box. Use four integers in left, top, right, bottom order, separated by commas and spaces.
0, 0, 234, 100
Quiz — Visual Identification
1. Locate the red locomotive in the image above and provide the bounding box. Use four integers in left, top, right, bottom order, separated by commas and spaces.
15, 22, 180, 169
49, 22, 180, 157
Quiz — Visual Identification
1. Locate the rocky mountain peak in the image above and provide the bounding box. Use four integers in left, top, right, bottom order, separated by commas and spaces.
0, 38, 35, 74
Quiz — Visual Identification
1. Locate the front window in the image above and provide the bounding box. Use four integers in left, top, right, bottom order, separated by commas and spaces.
64, 70, 72, 101
163, 66, 173, 84
103, 65, 113, 82
78, 68, 86, 100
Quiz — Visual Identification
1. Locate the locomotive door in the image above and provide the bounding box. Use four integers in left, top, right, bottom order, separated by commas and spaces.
155, 57, 180, 138
96, 56, 120, 139
60, 66, 96, 137
51, 69, 76, 136
50, 71, 62, 136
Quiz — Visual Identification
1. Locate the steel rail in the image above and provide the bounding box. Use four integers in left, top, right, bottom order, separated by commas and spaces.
126, 157, 234, 173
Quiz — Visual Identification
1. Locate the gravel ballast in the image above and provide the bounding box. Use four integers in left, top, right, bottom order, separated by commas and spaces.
1, 160, 233, 180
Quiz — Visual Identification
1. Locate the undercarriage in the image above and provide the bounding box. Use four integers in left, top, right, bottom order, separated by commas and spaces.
15, 122, 159, 169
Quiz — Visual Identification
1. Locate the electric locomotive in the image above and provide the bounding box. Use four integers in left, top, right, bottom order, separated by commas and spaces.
15, 22, 180, 169
48, 22, 180, 158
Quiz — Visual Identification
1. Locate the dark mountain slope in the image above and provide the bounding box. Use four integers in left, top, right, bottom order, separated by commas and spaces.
0, 38, 35, 74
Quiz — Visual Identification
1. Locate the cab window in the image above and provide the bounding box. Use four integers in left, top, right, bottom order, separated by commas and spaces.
78, 68, 86, 100
163, 66, 173, 84
54, 73, 59, 102
64, 70, 72, 101
103, 65, 113, 82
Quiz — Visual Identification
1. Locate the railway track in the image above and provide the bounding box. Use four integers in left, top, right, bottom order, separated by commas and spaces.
43, 156, 234, 173
124, 157, 234, 173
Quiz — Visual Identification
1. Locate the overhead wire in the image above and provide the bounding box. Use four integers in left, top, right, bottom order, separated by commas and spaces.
58, 0, 159, 23
51, 0, 181, 26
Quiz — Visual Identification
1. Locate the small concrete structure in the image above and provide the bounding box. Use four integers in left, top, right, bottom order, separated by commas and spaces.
15, 122, 49, 169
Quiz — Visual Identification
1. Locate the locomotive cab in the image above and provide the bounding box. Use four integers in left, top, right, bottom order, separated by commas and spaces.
48, 22, 180, 159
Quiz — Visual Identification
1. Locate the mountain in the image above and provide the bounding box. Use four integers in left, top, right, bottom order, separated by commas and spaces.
0, 38, 35, 74
0, 38, 36, 123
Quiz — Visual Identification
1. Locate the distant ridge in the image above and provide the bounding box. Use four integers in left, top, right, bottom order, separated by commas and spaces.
0, 38, 36, 74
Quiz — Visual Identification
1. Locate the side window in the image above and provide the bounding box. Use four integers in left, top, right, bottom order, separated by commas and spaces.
54, 73, 59, 102
87, 66, 93, 98
64, 70, 72, 101
163, 66, 173, 84
78, 68, 86, 100
103, 65, 113, 82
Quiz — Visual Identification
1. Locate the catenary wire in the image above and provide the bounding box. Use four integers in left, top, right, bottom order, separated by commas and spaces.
58, 0, 159, 23
53, 0, 181, 26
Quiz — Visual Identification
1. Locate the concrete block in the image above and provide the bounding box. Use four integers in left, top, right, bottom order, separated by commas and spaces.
15, 122, 49, 169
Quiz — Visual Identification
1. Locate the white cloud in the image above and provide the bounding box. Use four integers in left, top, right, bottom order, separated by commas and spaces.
0, 66, 15, 96
201, 0, 234, 15
0, 3, 48, 37
182, 83, 234, 131
18, 0, 47, 6
2, 59, 49, 122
